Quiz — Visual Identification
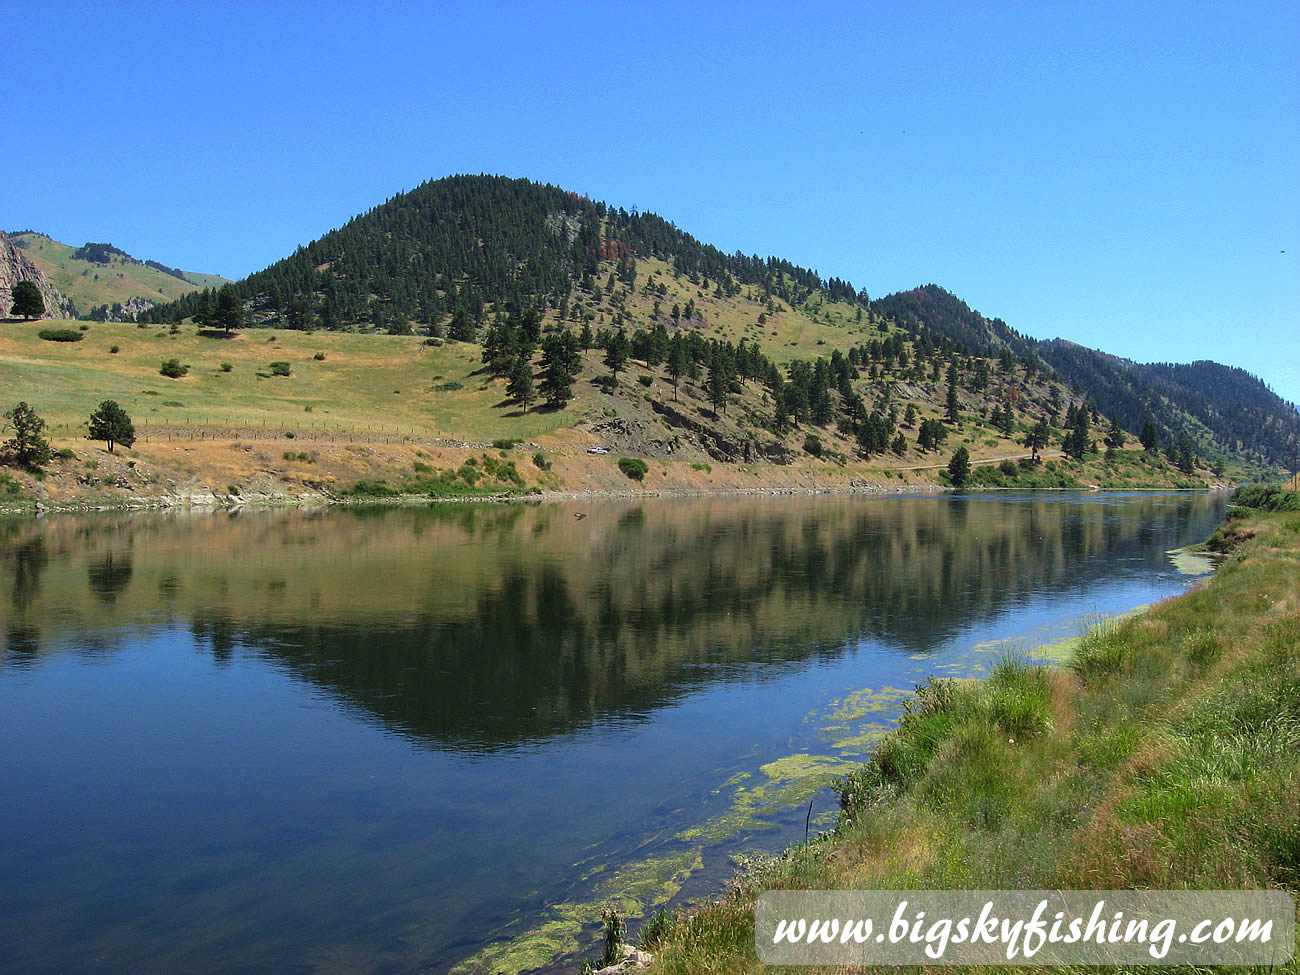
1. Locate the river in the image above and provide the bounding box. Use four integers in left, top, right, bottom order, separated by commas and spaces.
0, 491, 1223, 973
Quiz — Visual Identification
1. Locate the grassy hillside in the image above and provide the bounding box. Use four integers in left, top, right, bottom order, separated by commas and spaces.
9, 232, 227, 316
626, 494, 1300, 975
0, 312, 1229, 511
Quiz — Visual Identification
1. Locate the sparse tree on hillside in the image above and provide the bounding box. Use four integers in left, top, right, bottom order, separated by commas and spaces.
3, 401, 52, 468
87, 400, 135, 453
506, 357, 535, 414
947, 446, 971, 486
215, 284, 243, 335
10, 280, 44, 320
1104, 417, 1126, 449
945, 362, 960, 424
1023, 417, 1050, 462
604, 329, 629, 385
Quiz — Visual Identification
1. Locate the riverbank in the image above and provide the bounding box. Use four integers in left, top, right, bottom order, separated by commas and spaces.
0, 432, 1230, 516
624, 491, 1300, 974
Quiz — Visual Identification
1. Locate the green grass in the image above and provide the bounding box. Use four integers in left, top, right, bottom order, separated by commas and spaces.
639, 505, 1300, 975
0, 322, 575, 442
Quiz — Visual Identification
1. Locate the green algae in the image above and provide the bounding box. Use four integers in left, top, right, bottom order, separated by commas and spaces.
450, 848, 703, 974
1166, 545, 1215, 575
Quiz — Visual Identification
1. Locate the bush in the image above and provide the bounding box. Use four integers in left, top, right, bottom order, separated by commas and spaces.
1229, 484, 1300, 512
219, 362, 233, 372
491, 439, 519, 450
38, 328, 83, 342
109, 345, 120, 354
313, 351, 326, 360
532, 451, 550, 470
269, 361, 291, 377
637, 374, 653, 387
159, 358, 189, 378
999, 459, 1017, 476
803, 433, 823, 456
618, 457, 648, 481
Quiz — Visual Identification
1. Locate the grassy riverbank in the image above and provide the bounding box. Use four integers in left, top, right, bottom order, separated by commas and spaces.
630, 489, 1300, 974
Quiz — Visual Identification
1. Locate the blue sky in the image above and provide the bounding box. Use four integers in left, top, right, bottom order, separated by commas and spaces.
6, 1, 1298, 404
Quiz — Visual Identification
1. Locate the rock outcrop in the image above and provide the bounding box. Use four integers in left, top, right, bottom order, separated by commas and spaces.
1, 231, 74, 318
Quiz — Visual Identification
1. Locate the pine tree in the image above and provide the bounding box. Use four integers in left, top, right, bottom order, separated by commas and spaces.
604, 329, 629, 384
1024, 417, 1050, 462
87, 400, 136, 453
9, 280, 44, 320
3, 401, 52, 468
945, 362, 960, 424
947, 446, 971, 486
506, 357, 535, 414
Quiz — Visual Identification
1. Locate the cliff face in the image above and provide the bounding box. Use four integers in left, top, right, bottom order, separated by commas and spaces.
1, 231, 74, 318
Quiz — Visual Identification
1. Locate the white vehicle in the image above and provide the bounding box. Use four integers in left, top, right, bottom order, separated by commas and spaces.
587, 446, 609, 454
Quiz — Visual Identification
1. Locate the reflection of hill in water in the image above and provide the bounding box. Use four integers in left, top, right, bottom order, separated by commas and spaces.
1, 494, 1223, 749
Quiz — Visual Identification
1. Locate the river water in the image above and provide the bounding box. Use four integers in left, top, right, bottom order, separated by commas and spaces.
0, 491, 1223, 973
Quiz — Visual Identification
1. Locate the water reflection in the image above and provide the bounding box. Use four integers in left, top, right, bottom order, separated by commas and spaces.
1, 493, 1223, 751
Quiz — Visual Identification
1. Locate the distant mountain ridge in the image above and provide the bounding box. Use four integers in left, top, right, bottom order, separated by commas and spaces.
7, 231, 227, 321
874, 284, 1298, 468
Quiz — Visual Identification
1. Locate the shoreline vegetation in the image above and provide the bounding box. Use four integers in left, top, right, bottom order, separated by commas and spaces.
579, 485, 1300, 975
0, 438, 1235, 518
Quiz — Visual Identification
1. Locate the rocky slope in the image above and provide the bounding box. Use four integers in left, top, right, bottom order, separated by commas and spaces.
0, 231, 73, 318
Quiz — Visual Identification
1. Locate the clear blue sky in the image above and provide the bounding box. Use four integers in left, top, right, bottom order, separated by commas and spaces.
6, 1, 1298, 404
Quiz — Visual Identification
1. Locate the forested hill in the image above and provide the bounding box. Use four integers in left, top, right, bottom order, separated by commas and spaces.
140, 175, 1295, 469
876, 285, 1299, 469
146, 174, 865, 331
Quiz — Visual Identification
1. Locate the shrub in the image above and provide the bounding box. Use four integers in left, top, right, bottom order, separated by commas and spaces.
159, 358, 189, 378
38, 328, 84, 342
618, 457, 648, 481
432, 381, 462, 391
803, 433, 823, 456
79, 323, 90, 331
491, 438, 519, 450
532, 452, 550, 470
109, 345, 120, 354
313, 351, 326, 360
999, 459, 1017, 476
1229, 484, 1300, 512
638, 374, 653, 387
691, 462, 712, 473
269, 361, 291, 376
219, 362, 233, 372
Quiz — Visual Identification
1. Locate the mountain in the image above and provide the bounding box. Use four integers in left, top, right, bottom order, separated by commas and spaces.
7, 231, 227, 320
139, 175, 1294, 470
875, 285, 1299, 468
1, 231, 74, 319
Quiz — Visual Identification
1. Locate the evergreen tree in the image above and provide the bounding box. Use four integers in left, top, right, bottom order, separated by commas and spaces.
1024, 417, 1050, 462
1063, 409, 1091, 460
945, 362, 960, 424
947, 446, 971, 486
604, 329, 629, 384
215, 284, 243, 335
667, 339, 688, 401
87, 400, 136, 453
3, 401, 52, 468
1104, 417, 1126, 449
9, 280, 44, 320
506, 357, 535, 414
1140, 419, 1159, 452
